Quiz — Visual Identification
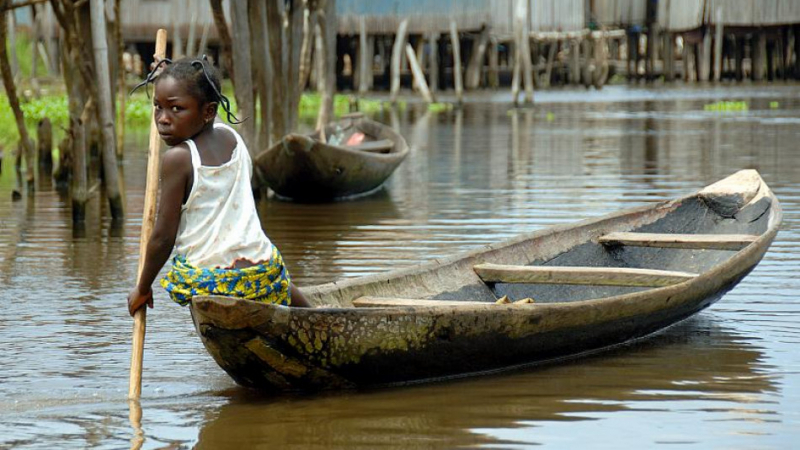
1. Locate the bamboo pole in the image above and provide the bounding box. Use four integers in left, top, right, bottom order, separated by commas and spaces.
449, 21, 463, 105
129, 29, 166, 401
405, 43, 434, 104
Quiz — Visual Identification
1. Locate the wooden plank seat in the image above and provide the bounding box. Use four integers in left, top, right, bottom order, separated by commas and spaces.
353, 297, 489, 308
349, 139, 394, 153
598, 232, 758, 250
473, 263, 698, 287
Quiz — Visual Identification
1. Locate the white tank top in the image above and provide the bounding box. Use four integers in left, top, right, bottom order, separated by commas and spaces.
173, 123, 273, 268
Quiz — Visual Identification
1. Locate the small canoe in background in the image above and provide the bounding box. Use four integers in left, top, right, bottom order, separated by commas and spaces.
191, 170, 781, 391
254, 116, 410, 201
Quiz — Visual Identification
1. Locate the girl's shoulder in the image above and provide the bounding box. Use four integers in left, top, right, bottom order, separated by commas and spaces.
162, 143, 194, 174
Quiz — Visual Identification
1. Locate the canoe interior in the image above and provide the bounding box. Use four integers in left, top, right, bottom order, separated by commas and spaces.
306, 184, 774, 307
494, 196, 771, 304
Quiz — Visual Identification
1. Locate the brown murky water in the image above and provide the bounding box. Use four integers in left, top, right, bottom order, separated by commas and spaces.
1, 85, 799, 449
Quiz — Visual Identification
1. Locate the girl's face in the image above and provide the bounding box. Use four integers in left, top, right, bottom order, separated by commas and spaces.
153, 75, 216, 146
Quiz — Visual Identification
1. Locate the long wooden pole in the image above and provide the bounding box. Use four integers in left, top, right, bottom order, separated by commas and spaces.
129, 29, 167, 400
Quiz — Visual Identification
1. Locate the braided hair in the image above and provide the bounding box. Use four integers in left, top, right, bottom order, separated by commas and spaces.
131, 55, 243, 124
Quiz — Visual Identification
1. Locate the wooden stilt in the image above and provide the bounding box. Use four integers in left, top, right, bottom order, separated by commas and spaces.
572, 38, 582, 83
405, 44, 434, 104
713, 8, 723, 81
488, 36, 499, 88
465, 26, 489, 89
449, 21, 463, 105
511, 40, 521, 104
519, 15, 534, 102
647, 23, 659, 81
753, 32, 766, 81
734, 36, 744, 81
664, 32, 675, 82
389, 19, 409, 104
766, 39, 775, 81
429, 32, 439, 93
699, 27, 711, 81
358, 16, 368, 95
544, 41, 556, 87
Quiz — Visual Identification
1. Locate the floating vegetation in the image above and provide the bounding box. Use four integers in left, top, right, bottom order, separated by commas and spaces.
545, 112, 555, 121
704, 101, 749, 112
769, 101, 780, 109
427, 102, 454, 113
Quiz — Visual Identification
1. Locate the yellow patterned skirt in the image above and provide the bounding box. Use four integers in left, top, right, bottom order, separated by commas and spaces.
161, 246, 292, 306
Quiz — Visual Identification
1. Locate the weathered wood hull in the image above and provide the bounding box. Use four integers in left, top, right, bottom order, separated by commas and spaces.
191, 170, 781, 391
254, 118, 409, 201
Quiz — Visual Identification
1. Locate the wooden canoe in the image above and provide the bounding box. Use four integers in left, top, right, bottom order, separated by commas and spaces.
191, 170, 781, 391
254, 116, 410, 201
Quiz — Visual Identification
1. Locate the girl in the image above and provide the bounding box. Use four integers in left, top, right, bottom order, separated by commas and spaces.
127, 57, 311, 316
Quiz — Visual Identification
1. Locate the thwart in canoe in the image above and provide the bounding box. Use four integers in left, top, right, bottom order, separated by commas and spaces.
191, 170, 781, 391
254, 116, 410, 201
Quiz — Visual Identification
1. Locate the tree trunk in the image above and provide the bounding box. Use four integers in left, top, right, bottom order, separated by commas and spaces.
37, 118, 53, 171
0, 3, 35, 197
249, 0, 272, 150
287, 0, 305, 132
209, 0, 234, 82
316, 0, 336, 133
298, 2, 317, 91
114, 0, 126, 158
266, 0, 287, 143
90, 0, 124, 219
229, 0, 255, 154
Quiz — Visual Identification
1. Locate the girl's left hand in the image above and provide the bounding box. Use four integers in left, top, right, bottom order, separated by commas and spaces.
128, 286, 154, 316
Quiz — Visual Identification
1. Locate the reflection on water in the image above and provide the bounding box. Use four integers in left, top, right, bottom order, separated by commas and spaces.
193, 318, 772, 449
1, 85, 799, 448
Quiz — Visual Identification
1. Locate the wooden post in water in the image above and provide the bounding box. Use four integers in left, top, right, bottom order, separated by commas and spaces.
699, 27, 711, 81
753, 33, 766, 81
129, 29, 166, 401
734, 36, 744, 81
390, 19, 409, 104
429, 32, 439, 92
518, 2, 533, 103
449, 21, 463, 105
713, 7, 723, 82
664, 32, 675, 82
405, 43, 434, 104
465, 26, 489, 89
358, 16, 369, 95
37, 118, 52, 171
488, 36, 499, 88
511, 39, 521, 104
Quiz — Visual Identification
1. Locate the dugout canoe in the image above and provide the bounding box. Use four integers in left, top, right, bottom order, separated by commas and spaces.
191, 170, 781, 392
254, 116, 409, 201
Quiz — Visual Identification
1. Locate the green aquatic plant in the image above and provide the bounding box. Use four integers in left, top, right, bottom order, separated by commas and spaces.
704, 101, 749, 112
427, 102, 453, 113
